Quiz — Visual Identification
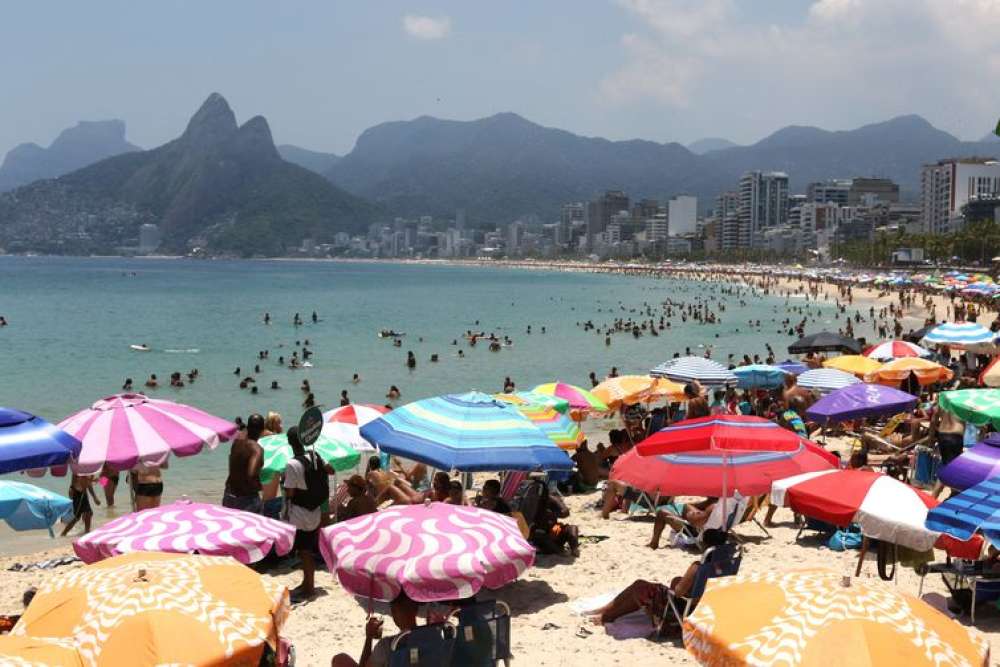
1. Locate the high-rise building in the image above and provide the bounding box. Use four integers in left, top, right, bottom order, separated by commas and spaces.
559, 202, 585, 247
586, 190, 629, 248
714, 192, 741, 251
507, 220, 524, 253
849, 178, 899, 205
806, 180, 851, 206
921, 158, 1000, 234
138, 224, 161, 254
738, 171, 789, 248
667, 195, 697, 236
631, 198, 660, 222
645, 213, 669, 242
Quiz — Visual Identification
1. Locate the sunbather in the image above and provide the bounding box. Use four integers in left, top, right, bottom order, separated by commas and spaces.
648, 498, 716, 550
591, 529, 727, 624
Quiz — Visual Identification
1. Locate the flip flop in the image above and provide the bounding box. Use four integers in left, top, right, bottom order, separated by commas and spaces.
575, 626, 593, 638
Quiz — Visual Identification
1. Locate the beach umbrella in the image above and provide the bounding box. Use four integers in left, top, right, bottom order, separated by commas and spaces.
530, 382, 609, 412
72, 498, 295, 565
0, 636, 84, 667
939, 389, 1000, 428
865, 357, 954, 387
922, 321, 998, 352
683, 569, 989, 667
512, 405, 584, 450
821, 354, 883, 378
360, 391, 573, 472
788, 331, 862, 354
259, 432, 360, 484
590, 375, 655, 410
611, 441, 837, 497
643, 377, 688, 403
319, 502, 534, 602
0, 407, 81, 475
0, 481, 72, 536
805, 384, 918, 426
795, 368, 861, 393
636, 415, 809, 456
12, 552, 289, 667
979, 357, 1000, 387
493, 391, 571, 413
57, 393, 237, 474
938, 433, 1000, 491
771, 470, 951, 551
927, 475, 1000, 549
649, 356, 737, 387
732, 364, 788, 389
774, 359, 808, 375
321, 403, 388, 451
903, 323, 937, 343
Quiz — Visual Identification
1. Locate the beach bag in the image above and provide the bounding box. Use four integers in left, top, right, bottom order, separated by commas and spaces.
827, 526, 862, 551
291, 452, 328, 511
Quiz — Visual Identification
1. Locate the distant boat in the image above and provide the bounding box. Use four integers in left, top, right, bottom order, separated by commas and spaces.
130, 344, 151, 352
378, 330, 405, 338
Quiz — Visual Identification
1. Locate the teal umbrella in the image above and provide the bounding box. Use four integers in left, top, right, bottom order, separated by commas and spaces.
939, 389, 1000, 428
259, 433, 360, 484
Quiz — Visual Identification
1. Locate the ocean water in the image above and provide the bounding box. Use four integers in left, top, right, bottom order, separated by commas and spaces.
0, 256, 840, 554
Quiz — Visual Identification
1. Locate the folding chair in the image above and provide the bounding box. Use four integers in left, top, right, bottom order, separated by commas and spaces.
668, 493, 749, 550
449, 599, 512, 667
733, 495, 771, 541
389, 623, 457, 667
657, 542, 743, 636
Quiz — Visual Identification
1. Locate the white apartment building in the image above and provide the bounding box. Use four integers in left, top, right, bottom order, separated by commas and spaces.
667, 195, 697, 236
921, 158, 1000, 234
739, 171, 788, 248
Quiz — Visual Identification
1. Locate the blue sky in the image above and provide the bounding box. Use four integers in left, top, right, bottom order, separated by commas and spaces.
2, 0, 999, 158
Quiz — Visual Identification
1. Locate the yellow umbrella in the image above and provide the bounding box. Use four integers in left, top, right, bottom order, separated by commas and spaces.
12, 551, 289, 667
683, 569, 989, 666
865, 357, 954, 387
822, 355, 883, 378
591, 375, 656, 410
644, 377, 687, 403
0, 636, 84, 666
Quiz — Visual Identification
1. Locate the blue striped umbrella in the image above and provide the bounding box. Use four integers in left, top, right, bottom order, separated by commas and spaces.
0, 481, 72, 536
795, 368, 861, 393
650, 356, 737, 387
925, 476, 1000, 547
0, 408, 82, 474
360, 392, 573, 472
775, 360, 808, 376
732, 364, 789, 389
922, 322, 998, 351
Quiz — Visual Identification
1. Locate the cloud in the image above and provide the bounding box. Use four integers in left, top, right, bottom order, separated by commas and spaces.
402, 14, 452, 40
602, 0, 1000, 139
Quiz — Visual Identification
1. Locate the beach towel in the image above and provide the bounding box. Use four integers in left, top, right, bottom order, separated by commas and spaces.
570, 591, 655, 639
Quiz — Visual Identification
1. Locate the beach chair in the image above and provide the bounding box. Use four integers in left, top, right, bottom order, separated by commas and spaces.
669, 493, 749, 550
656, 542, 743, 636
389, 622, 457, 667
732, 495, 771, 541
500, 471, 528, 503
449, 599, 512, 667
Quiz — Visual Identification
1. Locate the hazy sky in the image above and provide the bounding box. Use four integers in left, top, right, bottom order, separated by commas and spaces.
3, 0, 999, 159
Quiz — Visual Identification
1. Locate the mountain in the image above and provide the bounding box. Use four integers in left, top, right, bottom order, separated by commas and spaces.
0, 94, 378, 255
277, 144, 340, 175
326, 112, 712, 223
687, 137, 739, 154
0, 120, 140, 192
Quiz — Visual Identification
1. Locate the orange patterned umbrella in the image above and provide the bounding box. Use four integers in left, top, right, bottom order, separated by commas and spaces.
12, 551, 289, 667
0, 636, 84, 666
683, 569, 988, 666
865, 357, 954, 387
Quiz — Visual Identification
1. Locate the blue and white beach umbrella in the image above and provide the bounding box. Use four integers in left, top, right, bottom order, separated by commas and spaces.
922, 322, 999, 352
926, 476, 1000, 548
650, 356, 737, 387
795, 368, 861, 394
732, 364, 789, 389
360, 391, 573, 472
0, 408, 82, 475
0, 481, 73, 536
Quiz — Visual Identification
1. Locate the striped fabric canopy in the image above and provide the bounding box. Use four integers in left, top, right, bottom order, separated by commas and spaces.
0, 481, 72, 535
0, 408, 81, 475
796, 368, 861, 393
650, 356, 737, 387
732, 364, 789, 389
360, 391, 573, 471
926, 476, 1000, 548
939, 389, 1000, 428
922, 322, 998, 351
58, 393, 237, 474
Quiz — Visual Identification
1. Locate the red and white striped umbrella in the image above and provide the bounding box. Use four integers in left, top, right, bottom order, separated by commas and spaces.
322, 404, 389, 451
863, 340, 930, 361
771, 469, 981, 556
58, 394, 237, 475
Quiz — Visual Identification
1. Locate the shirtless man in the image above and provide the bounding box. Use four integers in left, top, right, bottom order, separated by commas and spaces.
917, 407, 967, 498
781, 374, 815, 409
132, 462, 165, 511
223, 413, 264, 513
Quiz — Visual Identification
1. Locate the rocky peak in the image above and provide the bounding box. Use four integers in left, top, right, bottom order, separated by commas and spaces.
181, 93, 238, 146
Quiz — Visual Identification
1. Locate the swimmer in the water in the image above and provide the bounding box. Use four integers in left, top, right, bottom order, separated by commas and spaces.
145, 374, 158, 388
122, 377, 133, 391
264, 313, 270, 325
386, 385, 401, 400
352, 373, 360, 383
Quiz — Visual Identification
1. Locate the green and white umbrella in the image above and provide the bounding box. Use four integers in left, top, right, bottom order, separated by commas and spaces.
939, 389, 1000, 428
259, 433, 361, 484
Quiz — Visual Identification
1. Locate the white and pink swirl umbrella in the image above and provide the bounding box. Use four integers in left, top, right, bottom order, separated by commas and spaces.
319, 502, 535, 602
58, 393, 237, 474
73, 499, 294, 565
321, 404, 388, 452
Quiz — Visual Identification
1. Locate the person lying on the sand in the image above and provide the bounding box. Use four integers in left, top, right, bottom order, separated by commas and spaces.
648, 498, 716, 550
591, 529, 727, 625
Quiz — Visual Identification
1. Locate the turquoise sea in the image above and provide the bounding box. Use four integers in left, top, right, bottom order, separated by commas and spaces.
0, 256, 842, 554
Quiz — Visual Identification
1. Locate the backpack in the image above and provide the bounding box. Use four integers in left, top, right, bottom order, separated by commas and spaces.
291, 451, 329, 511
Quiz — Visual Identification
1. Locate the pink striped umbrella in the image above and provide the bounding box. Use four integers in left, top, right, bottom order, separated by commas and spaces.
321, 404, 388, 451
58, 393, 237, 474
72, 499, 294, 565
319, 502, 535, 602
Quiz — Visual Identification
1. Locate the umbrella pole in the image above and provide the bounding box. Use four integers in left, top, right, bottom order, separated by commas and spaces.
721, 449, 728, 530
855, 536, 869, 577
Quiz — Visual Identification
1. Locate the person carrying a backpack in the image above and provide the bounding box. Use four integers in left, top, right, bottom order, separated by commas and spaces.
282, 425, 334, 602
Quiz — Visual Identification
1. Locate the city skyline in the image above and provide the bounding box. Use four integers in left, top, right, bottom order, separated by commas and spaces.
3, 1, 1000, 160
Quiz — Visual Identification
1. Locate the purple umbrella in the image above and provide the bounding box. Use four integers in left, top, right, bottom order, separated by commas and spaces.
939, 433, 1000, 491
805, 384, 918, 426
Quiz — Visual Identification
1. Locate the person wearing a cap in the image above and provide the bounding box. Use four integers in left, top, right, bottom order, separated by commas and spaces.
336, 474, 377, 522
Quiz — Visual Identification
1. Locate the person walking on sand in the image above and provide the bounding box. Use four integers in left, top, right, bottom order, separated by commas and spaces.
61, 473, 100, 536
283, 426, 334, 602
